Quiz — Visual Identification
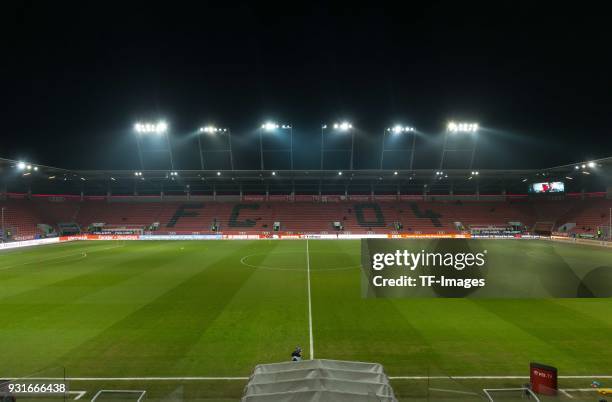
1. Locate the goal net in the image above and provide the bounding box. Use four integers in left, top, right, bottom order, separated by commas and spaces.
483, 388, 540, 401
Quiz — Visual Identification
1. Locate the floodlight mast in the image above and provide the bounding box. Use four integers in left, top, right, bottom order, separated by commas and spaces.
197, 126, 234, 170
439, 121, 479, 170
320, 122, 354, 170
380, 125, 417, 170
259, 122, 293, 170
133, 120, 174, 170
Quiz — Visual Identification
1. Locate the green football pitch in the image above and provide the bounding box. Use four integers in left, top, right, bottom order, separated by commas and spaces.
1, 239, 611, 401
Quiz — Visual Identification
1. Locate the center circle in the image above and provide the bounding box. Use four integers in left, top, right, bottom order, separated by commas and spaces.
240, 251, 360, 272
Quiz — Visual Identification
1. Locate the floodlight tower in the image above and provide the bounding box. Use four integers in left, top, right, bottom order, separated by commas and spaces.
259, 122, 293, 170
439, 121, 479, 170
197, 126, 234, 170
380, 125, 416, 170
133, 120, 174, 170
320, 121, 354, 170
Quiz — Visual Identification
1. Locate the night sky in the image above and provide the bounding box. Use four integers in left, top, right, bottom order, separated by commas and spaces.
4, 2, 612, 171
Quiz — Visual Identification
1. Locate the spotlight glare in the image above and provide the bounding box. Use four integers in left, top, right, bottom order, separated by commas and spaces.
337, 122, 352, 131
447, 121, 478, 133
17, 161, 26, 170
390, 125, 415, 133
587, 161, 595, 168
261, 122, 279, 131
134, 120, 168, 134
216, 171, 221, 176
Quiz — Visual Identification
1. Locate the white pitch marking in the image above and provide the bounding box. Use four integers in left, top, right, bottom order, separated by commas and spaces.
428, 387, 479, 396
390, 375, 612, 380
563, 388, 607, 392
0, 253, 87, 271
559, 389, 574, 399
68, 390, 87, 400
306, 239, 314, 360
91, 390, 146, 402
0, 244, 125, 271
10, 374, 612, 381
239, 251, 359, 272
390, 376, 530, 380
15, 377, 249, 381
483, 388, 540, 402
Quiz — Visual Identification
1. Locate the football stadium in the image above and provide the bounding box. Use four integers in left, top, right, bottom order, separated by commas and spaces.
2, 142, 612, 402
4, 3, 612, 402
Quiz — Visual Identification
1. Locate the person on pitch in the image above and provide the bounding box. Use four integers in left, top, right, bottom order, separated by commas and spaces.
291, 346, 303, 361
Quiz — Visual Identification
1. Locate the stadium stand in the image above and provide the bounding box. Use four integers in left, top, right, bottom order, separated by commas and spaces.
1, 194, 611, 239
556, 198, 612, 235
77, 200, 163, 229
0, 198, 44, 240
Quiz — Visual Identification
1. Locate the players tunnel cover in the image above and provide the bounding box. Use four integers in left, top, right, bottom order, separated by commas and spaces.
360, 239, 612, 298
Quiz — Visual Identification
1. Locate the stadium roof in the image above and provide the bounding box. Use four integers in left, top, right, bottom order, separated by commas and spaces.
1, 156, 610, 197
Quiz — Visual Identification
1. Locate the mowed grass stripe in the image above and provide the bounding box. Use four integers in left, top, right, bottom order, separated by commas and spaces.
390, 298, 561, 375
470, 298, 612, 374
398, 240, 612, 375
0, 242, 195, 315
0, 241, 236, 376
173, 240, 310, 375
308, 240, 438, 375
48, 241, 304, 377
0, 241, 123, 267
0, 242, 154, 298
309, 239, 612, 377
